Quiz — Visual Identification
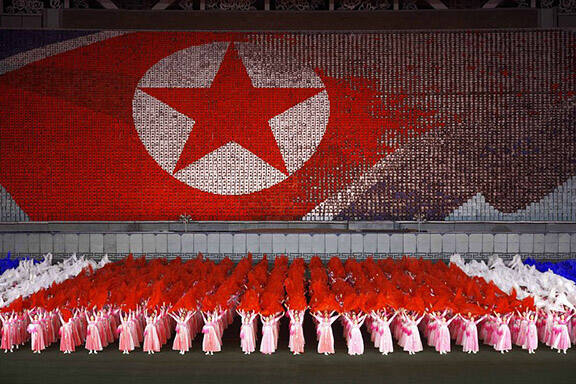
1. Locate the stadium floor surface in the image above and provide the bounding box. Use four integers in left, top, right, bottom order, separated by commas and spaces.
1, 317, 574, 384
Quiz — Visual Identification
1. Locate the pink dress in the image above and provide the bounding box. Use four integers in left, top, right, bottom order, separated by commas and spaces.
494, 319, 512, 352
172, 321, 192, 353
522, 319, 538, 352
143, 318, 161, 352
315, 315, 338, 354
27, 323, 46, 352
85, 321, 103, 351
435, 317, 454, 353
288, 311, 305, 354
129, 318, 141, 347
240, 313, 257, 353
59, 322, 75, 352
346, 315, 366, 355
260, 318, 276, 354
118, 322, 135, 352
551, 319, 572, 351
402, 316, 424, 353
202, 321, 221, 353
462, 318, 481, 353
1, 317, 12, 350
378, 316, 395, 354
427, 318, 438, 347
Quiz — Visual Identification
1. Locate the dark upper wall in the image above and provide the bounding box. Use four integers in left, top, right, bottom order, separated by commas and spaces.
58, 9, 543, 30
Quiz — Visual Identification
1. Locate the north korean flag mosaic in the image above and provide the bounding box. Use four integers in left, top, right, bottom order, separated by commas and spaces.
0, 30, 575, 221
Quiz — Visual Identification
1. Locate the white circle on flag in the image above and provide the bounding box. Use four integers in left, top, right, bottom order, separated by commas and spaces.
132, 42, 330, 195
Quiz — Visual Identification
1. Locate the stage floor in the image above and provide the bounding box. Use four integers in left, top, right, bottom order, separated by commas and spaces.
1, 317, 575, 384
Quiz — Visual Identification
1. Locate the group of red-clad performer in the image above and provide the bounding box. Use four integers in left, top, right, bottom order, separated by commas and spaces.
1, 255, 575, 356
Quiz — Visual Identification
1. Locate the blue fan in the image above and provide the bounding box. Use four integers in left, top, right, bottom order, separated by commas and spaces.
524, 258, 576, 283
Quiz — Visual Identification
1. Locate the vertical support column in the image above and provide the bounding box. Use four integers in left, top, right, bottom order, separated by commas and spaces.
393, 0, 399, 10
264, 0, 270, 10
200, 0, 205, 10
64, 0, 69, 7
329, 0, 334, 11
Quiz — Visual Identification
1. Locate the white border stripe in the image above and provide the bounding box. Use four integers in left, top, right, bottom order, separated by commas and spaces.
0, 31, 128, 76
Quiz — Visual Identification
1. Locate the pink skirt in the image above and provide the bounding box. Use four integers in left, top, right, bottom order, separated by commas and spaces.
85, 325, 103, 351
59, 327, 75, 352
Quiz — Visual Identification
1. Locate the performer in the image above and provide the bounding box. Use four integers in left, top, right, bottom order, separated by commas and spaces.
434, 314, 456, 354
201, 312, 222, 355
143, 312, 161, 355
170, 311, 193, 355
287, 309, 305, 355
85, 313, 103, 354
461, 313, 485, 354
400, 312, 425, 355
58, 312, 76, 354
238, 310, 257, 354
344, 313, 366, 356
551, 312, 574, 354
117, 313, 136, 354
311, 311, 339, 355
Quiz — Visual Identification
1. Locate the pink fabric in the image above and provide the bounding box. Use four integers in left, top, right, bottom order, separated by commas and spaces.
28, 323, 46, 352
59, 323, 75, 352
435, 322, 451, 353
143, 322, 161, 352
523, 321, 538, 351
172, 323, 191, 353
260, 322, 276, 354
494, 322, 512, 352
402, 320, 423, 353
552, 324, 571, 351
85, 323, 103, 351
118, 324, 135, 352
202, 323, 221, 352
462, 320, 479, 353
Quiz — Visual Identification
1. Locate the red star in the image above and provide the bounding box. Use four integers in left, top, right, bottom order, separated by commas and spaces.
140, 43, 324, 176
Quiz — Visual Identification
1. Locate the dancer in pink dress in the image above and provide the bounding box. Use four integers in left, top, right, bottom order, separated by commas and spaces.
401, 312, 425, 355
344, 313, 367, 356
522, 312, 538, 354
551, 312, 574, 354
461, 313, 485, 354
238, 310, 257, 354
492, 313, 512, 354
58, 312, 76, 354
201, 312, 222, 355
27, 314, 45, 354
117, 314, 135, 354
287, 310, 305, 355
128, 311, 141, 348
426, 311, 443, 348
372, 310, 397, 355
85, 314, 103, 354
0, 313, 13, 353
260, 313, 283, 355
312, 311, 339, 355
143, 313, 161, 354
170, 311, 193, 355
434, 315, 456, 354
